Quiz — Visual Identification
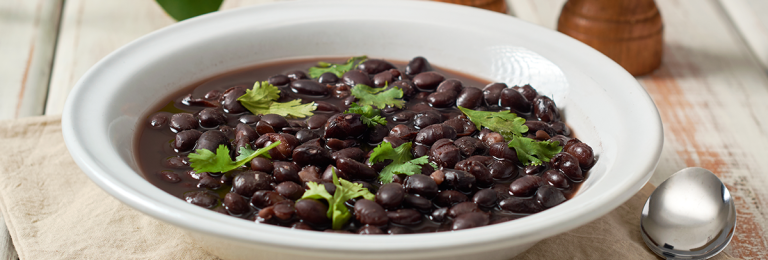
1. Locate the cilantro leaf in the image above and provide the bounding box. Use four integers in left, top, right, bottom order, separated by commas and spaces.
155, 0, 223, 21
351, 84, 404, 109
369, 142, 433, 184
457, 106, 528, 136
188, 141, 279, 173
300, 169, 375, 230
237, 81, 316, 118
507, 135, 562, 166
308, 56, 367, 78
345, 103, 387, 127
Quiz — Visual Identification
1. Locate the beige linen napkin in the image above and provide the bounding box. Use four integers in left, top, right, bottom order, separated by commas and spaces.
0, 116, 739, 259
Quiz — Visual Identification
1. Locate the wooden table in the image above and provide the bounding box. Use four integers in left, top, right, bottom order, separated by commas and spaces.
2, 0, 767, 258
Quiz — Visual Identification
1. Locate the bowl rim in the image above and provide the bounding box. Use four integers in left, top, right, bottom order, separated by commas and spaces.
62, 0, 663, 255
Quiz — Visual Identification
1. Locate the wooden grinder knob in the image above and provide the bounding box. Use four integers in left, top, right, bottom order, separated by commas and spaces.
432, 0, 508, 13
557, 0, 663, 76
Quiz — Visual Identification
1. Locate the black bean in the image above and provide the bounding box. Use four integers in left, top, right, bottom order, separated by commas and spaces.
500, 88, 532, 113
488, 159, 517, 179
196, 130, 228, 152
436, 79, 463, 94
415, 124, 457, 146
524, 165, 545, 176
405, 56, 432, 76
404, 174, 438, 199
163, 156, 188, 168
373, 71, 395, 87
427, 92, 457, 108
402, 194, 432, 212
441, 169, 476, 192
197, 175, 221, 189
184, 191, 218, 208
429, 139, 461, 168
472, 189, 498, 208
536, 185, 566, 208
489, 142, 519, 164
413, 72, 445, 91
499, 197, 544, 214
174, 129, 202, 152
234, 123, 258, 143
238, 114, 260, 125
509, 175, 547, 197
456, 87, 483, 109
454, 137, 487, 157
254, 133, 297, 160
413, 111, 442, 129
373, 183, 405, 209
392, 80, 416, 96
391, 111, 415, 123
482, 83, 506, 106
318, 72, 339, 84
332, 147, 365, 162
315, 101, 339, 113
233, 171, 271, 196
273, 202, 295, 220
324, 113, 367, 139
275, 181, 304, 200
514, 84, 538, 102
260, 114, 289, 130
566, 142, 595, 170
159, 171, 181, 183
149, 113, 170, 128
447, 202, 481, 218
431, 207, 449, 222
342, 70, 373, 87
298, 165, 322, 184
250, 157, 274, 173
481, 132, 505, 146
358, 225, 384, 234
295, 199, 330, 226
290, 79, 329, 96
454, 160, 494, 187
336, 157, 378, 181
254, 120, 275, 135
387, 124, 414, 141
291, 222, 314, 230
412, 143, 429, 158
221, 86, 247, 114
542, 169, 570, 189
204, 89, 222, 100
198, 108, 227, 128
273, 161, 301, 183
170, 113, 198, 132
220, 172, 233, 186
251, 190, 287, 208
366, 124, 389, 144
533, 96, 560, 123
552, 152, 583, 181
286, 70, 308, 80
268, 74, 290, 86
224, 192, 249, 215
354, 199, 389, 226
387, 209, 422, 225
292, 145, 333, 167
326, 138, 358, 151
303, 113, 328, 129
452, 212, 490, 230
295, 129, 318, 143
434, 190, 468, 207
358, 59, 396, 74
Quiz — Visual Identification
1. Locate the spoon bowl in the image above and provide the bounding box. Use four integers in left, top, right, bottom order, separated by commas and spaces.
641, 167, 736, 259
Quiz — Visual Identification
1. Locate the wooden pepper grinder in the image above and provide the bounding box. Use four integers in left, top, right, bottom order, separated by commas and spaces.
431, 0, 508, 14
557, 0, 663, 76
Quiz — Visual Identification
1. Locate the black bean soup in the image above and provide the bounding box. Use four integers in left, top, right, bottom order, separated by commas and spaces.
136, 56, 595, 234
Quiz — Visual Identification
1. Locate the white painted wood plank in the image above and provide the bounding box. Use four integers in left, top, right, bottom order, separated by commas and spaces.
0, 0, 63, 119
718, 0, 768, 71
507, 0, 768, 257
45, 0, 279, 116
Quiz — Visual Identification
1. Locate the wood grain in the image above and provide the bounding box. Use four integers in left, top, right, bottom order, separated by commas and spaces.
717, 0, 768, 71
0, 0, 63, 120
509, 0, 768, 258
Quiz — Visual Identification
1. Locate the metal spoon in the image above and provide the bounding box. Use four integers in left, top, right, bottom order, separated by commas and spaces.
641, 167, 736, 259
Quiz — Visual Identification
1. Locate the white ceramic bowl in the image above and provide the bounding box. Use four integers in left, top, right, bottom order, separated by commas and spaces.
62, 1, 663, 259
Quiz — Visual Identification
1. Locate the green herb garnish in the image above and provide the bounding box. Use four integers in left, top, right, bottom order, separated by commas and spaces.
350, 84, 405, 109
506, 135, 562, 166
457, 106, 528, 136
308, 56, 368, 78
300, 169, 375, 230
369, 141, 437, 184
188, 142, 280, 173
155, 0, 223, 21
458, 106, 562, 166
345, 103, 387, 127
237, 81, 316, 118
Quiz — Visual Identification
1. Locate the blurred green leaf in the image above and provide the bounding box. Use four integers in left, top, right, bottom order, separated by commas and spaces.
156, 0, 223, 21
